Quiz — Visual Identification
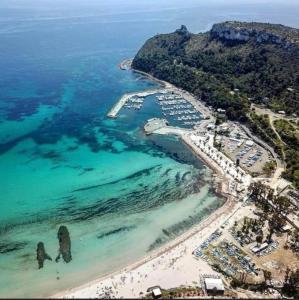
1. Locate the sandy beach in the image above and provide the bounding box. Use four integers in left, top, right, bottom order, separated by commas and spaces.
53, 68, 249, 299
54, 196, 248, 298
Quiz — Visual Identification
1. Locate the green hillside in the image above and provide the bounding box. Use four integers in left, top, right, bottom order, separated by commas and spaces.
133, 22, 299, 119
132, 21, 299, 186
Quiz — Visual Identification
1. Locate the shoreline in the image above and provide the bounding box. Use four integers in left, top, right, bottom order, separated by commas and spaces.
52, 66, 242, 299
180, 135, 229, 196
53, 195, 236, 299
132, 67, 212, 120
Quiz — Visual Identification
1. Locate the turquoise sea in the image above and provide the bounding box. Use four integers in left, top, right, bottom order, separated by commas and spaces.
1, 0, 299, 297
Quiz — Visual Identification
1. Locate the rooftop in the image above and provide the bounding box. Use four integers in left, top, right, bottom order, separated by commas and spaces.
204, 277, 225, 291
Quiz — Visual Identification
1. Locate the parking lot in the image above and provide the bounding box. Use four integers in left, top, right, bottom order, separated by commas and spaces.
195, 239, 259, 278
220, 136, 271, 175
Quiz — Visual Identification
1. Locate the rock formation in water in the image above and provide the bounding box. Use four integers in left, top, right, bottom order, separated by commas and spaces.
36, 242, 52, 269
55, 225, 72, 263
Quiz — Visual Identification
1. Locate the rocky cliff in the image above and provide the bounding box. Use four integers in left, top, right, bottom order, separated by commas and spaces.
210, 21, 299, 48
132, 21, 299, 117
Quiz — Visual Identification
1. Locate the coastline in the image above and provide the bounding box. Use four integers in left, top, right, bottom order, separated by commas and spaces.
53, 195, 237, 298
52, 66, 241, 299
132, 67, 212, 120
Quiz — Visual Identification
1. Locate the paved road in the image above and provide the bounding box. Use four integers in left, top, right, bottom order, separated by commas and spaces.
240, 124, 285, 185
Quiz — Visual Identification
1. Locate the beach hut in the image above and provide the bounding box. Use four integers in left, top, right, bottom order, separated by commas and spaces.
204, 277, 225, 295
152, 287, 162, 299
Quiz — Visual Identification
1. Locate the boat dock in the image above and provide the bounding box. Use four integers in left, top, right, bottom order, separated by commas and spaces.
144, 118, 192, 136
107, 88, 167, 118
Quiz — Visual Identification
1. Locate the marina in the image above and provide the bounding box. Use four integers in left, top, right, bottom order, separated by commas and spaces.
107, 86, 207, 130
154, 93, 202, 127
106, 88, 167, 118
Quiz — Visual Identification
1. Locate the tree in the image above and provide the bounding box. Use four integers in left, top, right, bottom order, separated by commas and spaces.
256, 234, 263, 246
268, 211, 286, 241
282, 268, 299, 297
248, 182, 272, 212
272, 196, 291, 215
263, 270, 272, 284
290, 230, 299, 252
248, 182, 290, 242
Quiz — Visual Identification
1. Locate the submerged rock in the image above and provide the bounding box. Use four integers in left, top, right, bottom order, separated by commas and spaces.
55, 225, 72, 263
36, 242, 52, 269
0, 241, 27, 254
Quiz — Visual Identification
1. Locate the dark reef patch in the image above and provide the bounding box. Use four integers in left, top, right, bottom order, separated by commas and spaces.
97, 225, 136, 239
4, 95, 60, 121
0, 241, 28, 254
36, 242, 52, 269
73, 165, 161, 192
182, 171, 191, 181
55, 225, 72, 263
175, 172, 181, 183
162, 168, 172, 177
61, 172, 202, 223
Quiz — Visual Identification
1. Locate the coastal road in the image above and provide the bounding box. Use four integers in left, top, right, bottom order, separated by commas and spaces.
240, 124, 285, 186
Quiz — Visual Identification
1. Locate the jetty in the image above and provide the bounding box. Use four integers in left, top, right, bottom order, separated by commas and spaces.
107, 88, 166, 118
144, 118, 251, 192
144, 118, 192, 136
118, 59, 133, 70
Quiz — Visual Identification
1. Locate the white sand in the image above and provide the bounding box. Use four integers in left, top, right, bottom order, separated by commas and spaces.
54, 71, 253, 299
52, 195, 253, 299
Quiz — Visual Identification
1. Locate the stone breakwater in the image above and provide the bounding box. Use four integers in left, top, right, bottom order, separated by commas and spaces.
144, 119, 251, 200
107, 88, 166, 118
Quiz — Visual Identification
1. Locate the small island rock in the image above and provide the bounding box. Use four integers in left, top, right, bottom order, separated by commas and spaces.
55, 225, 72, 263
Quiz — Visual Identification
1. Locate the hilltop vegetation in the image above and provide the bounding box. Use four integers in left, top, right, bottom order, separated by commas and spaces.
133, 21, 299, 187
273, 119, 299, 186
133, 22, 299, 118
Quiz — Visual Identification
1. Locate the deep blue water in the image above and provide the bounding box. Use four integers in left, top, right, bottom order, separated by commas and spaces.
0, 0, 299, 297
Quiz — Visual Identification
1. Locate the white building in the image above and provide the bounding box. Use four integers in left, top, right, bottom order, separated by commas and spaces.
152, 288, 162, 299
251, 242, 268, 254
245, 140, 254, 147
204, 277, 225, 295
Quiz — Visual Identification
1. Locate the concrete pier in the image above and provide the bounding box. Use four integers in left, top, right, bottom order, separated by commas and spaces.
107, 88, 166, 118
144, 118, 251, 191
144, 118, 192, 136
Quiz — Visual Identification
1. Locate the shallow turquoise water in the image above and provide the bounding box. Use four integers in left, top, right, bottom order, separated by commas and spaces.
1, 0, 299, 297
0, 15, 222, 297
